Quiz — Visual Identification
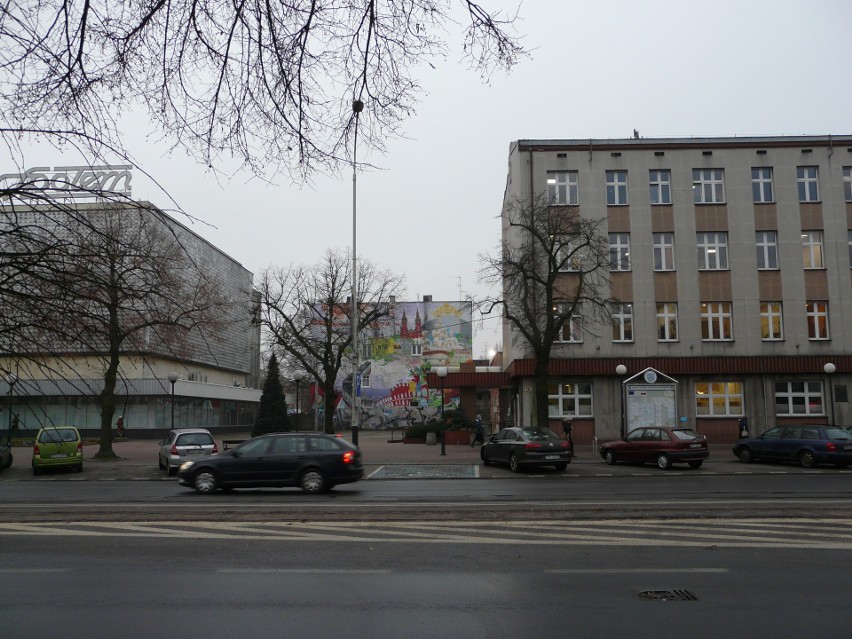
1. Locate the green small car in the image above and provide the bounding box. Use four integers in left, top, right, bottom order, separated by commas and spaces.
32, 426, 84, 475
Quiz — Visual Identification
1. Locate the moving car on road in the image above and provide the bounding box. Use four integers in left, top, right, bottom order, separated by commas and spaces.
158, 428, 218, 476
32, 426, 83, 475
733, 425, 852, 468
480, 426, 572, 472
0, 441, 12, 472
178, 432, 363, 494
599, 427, 708, 469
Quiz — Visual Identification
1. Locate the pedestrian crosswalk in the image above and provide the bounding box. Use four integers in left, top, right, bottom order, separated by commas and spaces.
1, 518, 851, 548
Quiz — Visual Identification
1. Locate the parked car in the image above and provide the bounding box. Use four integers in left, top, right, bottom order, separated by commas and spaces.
480, 426, 572, 472
599, 427, 708, 469
0, 441, 12, 472
733, 425, 852, 468
158, 428, 218, 476
32, 426, 83, 475
177, 432, 363, 494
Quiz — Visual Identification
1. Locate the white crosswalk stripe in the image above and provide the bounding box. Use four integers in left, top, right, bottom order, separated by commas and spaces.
1, 518, 851, 548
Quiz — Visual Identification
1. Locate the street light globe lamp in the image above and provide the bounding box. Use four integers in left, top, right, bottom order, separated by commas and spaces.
350, 97, 364, 446
616, 365, 628, 437
824, 363, 836, 425
168, 372, 179, 429
436, 366, 448, 456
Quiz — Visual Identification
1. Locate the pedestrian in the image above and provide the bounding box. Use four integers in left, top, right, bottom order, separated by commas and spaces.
471, 414, 485, 447
562, 417, 574, 449
738, 417, 749, 439
116, 416, 125, 439
11, 413, 19, 432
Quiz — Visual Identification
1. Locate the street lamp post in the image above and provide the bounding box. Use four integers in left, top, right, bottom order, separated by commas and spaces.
616, 364, 628, 437
437, 366, 448, 456
168, 372, 179, 429
293, 371, 305, 431
350, 98, 364, 447
824, 362, 836, 425
6, 373, 17, 446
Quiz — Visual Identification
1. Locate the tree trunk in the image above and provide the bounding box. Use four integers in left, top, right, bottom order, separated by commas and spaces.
95, 355, 120, 459
533, 358, 550, 429
322, 381, 337, 434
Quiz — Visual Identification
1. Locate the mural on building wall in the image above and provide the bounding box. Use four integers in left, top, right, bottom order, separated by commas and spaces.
332, 300, 472, 429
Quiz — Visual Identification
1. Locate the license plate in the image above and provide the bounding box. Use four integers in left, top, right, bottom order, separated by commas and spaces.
690, 444, 703, 448
51, 453, 69, 459
185, 449, 202, 455
844, 446, 852, 451
544, 455, 560, 460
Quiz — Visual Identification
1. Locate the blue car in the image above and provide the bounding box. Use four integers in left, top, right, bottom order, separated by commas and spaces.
733, 425, 852, 468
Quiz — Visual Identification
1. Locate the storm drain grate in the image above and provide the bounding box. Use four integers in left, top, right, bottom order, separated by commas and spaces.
637, 589, 698, 602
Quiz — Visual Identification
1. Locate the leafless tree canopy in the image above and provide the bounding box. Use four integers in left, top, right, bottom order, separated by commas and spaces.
479, 195, 614, 427
0, 1, 525, 178
257, 248, 405, 432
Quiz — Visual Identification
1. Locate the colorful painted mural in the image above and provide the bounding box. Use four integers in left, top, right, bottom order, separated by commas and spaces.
336, 300, 472, 429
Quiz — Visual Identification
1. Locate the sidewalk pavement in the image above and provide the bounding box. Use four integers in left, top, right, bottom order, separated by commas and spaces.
0, 431, 741, 481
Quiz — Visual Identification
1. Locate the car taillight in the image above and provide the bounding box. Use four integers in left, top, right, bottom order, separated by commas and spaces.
77, 442, 83, 453
33, 444, 40, 456
170, 444, 178, 455
560, 441, 571, 450
826, 442, 837, 452
211, 443, 219, 454
342, 451, 355, 464
524, 443, 542, 450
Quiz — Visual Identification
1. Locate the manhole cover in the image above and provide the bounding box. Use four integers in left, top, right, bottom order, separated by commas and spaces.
368, 464, 478, 479
637, 589, 697, 602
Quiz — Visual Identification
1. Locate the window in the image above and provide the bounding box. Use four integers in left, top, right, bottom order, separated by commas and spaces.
609, 233, 631, 271
692, 169, 725, 203
411, 343, 422, 356
697, 232, 728, 270
806, 301, 829, 340
611, 303, 633, 342
695, 382, 744, 416
700, 302, 733, 341
360, 373, 370, 388
755, 231, 778, 269
775, 381, 824, 416
797, 166, 819, 202
760, 302, 783, 340
556, 239, 583, 272
554, 304, 583, 343
801, 231, 824, 269
547, 382, 593, 417
656, 303, 678, 341
751, 167, 774, 203
653, 232, 675, 271
547, 171, 579, 206
649, 169, 671, 205
844, 167, 852, 202
606, 170, 628, 205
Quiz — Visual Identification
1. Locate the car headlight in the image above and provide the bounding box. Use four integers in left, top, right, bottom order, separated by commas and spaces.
179, 461, 194, 471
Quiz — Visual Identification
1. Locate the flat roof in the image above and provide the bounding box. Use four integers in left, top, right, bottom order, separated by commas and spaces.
515, 134, 852, 151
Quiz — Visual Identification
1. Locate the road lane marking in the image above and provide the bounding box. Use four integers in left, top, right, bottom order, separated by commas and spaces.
218, 569, 390, 574
545, 568, 729, 574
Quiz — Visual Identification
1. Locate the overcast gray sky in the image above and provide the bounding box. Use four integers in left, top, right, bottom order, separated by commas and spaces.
13, 0, 852, 358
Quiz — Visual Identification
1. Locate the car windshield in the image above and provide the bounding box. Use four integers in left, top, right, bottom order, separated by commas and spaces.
671, 429, 701, 441
521, 427, 561, 442
38, 428, 77, 443
825, 427, 850, 440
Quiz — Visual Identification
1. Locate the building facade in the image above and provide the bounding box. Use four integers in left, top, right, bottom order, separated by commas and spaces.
1, 195, 261, 436
501, 136, 851, 443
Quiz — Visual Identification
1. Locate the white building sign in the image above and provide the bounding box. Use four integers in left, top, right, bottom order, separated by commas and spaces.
0, 165, 133, 200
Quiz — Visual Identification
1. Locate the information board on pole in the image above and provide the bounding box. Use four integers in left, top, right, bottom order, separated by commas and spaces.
625, 383, 677, 431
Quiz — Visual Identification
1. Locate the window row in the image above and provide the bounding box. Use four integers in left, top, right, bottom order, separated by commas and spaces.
547, 166, 852, 206
600, 230, 851, 273
553, 301, 831, 343
547, 380, 830, 418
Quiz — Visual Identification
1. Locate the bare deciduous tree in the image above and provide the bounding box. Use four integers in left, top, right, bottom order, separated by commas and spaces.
257, 249, 405, 433
479, 194, 615, 428
0, 1, 525, 179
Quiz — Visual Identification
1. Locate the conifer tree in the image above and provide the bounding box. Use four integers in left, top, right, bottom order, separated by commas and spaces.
253, 353, 289, 436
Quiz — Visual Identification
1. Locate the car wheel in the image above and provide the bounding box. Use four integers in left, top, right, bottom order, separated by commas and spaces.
604, 450, 617, 466
75, 464, 83, 473
688, 460, 703, 469
300, 469, 327, 493
158, 457, 165, 470
553, 462, 568, 471
509, 453, 521, 473
33, 466, 42, 476
481, 448, 491, 466
737, 447, 753, 463
166, 461, 177, 477
799, 450, 817, 469
193, 470, 218, 494
656, 453, 672, 470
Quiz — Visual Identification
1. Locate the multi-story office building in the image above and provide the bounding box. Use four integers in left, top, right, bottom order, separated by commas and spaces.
501, 136, 851, 444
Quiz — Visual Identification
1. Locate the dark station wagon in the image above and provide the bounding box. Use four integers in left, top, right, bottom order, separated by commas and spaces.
733, 425, 852, 468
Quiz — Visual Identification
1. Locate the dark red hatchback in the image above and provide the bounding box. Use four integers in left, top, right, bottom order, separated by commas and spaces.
599, 426, 709, 469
